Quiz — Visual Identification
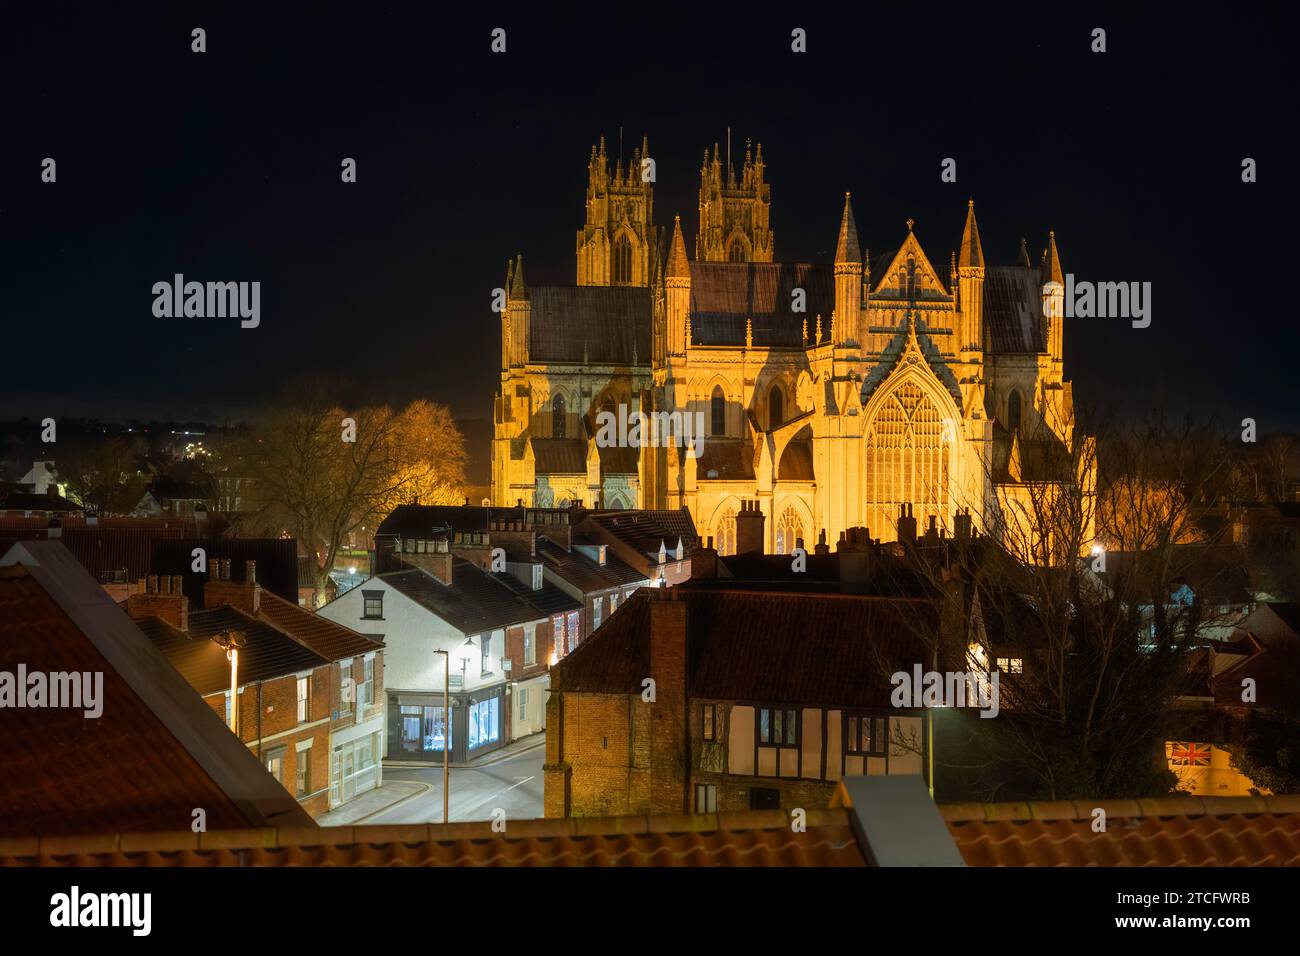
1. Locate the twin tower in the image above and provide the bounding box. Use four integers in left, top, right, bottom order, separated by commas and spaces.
574, 135, 773, 288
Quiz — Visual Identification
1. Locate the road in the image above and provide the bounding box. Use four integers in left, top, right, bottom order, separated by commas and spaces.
367, 745, 545, 825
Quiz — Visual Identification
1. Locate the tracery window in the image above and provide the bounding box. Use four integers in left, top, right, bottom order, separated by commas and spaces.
613, 234, 633, 285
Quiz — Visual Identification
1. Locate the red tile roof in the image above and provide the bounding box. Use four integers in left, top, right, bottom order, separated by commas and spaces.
256, 589, 383, 660
6, 796, 1297, 866
943, 795, 1300, 866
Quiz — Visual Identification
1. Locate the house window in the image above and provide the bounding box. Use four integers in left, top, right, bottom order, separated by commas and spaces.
265, 747, 285, 784
224, 692, 232, 727
296, 676, 310, 723
996, 657, 1024, 674
339, 663, 354, 717
702, 703, 717, 741
480, 635, 493, 677
524, 624, 536, 665
758, 707, 798, 747
593, 597, 603, 631
613, 233, 633, 285
362, 591, 384, 620
711, 386, 726, 437
567, 611, 580, 652
845, 715, 888, 756
360, 658, 375, 708
518, 686, 529, 721
553, 617, 564, 661
610, 592, 619, 614
295, 752, 310, 797
695, 784, 718, 813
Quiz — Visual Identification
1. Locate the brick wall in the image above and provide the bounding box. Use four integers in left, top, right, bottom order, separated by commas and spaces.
544, 691, 653, 817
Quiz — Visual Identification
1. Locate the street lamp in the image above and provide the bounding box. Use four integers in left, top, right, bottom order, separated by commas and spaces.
212, 630, 246, 735
433, 649, 450, 824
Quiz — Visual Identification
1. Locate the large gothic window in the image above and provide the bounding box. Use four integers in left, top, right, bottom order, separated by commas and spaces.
553, 394, 566, 438
769, 385, 784, 430
1007, 390, 1022, 434
714, 508, 737, 556
711, 386, 726, 437
863, 381, 951, 540
775, 508, 804, 555
727, 238, 747, 262
612, 234, 633, 285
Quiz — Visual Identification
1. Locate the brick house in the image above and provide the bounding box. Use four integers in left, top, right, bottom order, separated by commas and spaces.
544, 586, 933, 818
127, 560, 385, 817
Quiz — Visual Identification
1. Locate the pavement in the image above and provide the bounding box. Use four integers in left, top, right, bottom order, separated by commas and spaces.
321, 736, 546, 826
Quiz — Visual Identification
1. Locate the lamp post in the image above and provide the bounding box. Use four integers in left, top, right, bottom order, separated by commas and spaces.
213, 630, 246, 735
433, 649, 450, 824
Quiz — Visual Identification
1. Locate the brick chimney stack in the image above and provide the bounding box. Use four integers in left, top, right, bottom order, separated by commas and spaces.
689, 535, 719, 580
648, 588, 688, 813
954, 509, 973, 541
127, 573, 189, 631
735, 500, 767, 555
204, 558, 261, 614
814, 529, 831, 556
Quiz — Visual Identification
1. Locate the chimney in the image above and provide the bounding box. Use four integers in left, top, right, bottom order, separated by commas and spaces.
954, 509, 973, 541
837, 527, 875, 583
648, 589, 689, 813
127, 582, 190, 631
814, 529, 831, 556
897, 504, 917, 544
203, 556, 261, 614
923, 515, 939, 546
689, 536, 719, 580
735, 500, 766, 555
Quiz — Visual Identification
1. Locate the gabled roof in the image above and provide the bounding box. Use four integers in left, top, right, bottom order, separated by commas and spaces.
870, 230, 950, 298
381, 560, 547, 634
584, 509, 700, 560
530, 438, 587, 475
983, 266, 1047, 354
256, 589, 383, 660
0, 541, 313, 836
492, 570, 584, 615
529, 285, 651, 365
167, 605, 329, 693
0, 524, 188, 583
537, 536, 647, 592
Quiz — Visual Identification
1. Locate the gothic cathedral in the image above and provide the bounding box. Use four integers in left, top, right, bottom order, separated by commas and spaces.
493, 136, 1093, 555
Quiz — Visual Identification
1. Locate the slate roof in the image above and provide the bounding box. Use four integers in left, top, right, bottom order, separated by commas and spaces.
0, 541, 313, 837
382, 560, 547, 634
0, 492, 82, 513
154, 606, 328, 694
537, 536, 647, 592
551, 588, 941, 707
697, 439, 755, 481
528, 285, 652, 365
688, 262, 833, 347
0, 525, 188, 583
376, 504, 574, 537
531, 438, 587, 475
493, 571, 583, 615
585, 509, 700, 559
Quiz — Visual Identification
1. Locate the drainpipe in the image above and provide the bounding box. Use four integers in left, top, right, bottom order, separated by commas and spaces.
257, 683, 264, 760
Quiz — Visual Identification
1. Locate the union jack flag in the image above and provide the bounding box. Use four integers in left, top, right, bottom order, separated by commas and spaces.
1169, 742, 1212, 767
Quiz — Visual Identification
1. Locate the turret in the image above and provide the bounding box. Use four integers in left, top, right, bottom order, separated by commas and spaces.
833, 193, 863, 347
957, 199, 985, 353
666, 215, 691, 355
1041, 230, 1065, 366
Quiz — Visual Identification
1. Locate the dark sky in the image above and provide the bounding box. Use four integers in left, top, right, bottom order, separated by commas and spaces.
1, 3, 1290, 447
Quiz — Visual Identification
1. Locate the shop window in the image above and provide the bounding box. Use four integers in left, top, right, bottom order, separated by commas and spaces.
468, 697, 500, 750
400, 704, 450, 752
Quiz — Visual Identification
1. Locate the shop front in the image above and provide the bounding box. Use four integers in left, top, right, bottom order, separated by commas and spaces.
389, 682, 506, 764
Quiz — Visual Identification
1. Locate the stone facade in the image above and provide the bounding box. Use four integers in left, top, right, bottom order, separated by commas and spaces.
495, 136, 1094, 555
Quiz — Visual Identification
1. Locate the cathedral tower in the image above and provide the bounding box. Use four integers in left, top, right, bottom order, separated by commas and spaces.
576, 135, 655, 286
696, 138, 773, 262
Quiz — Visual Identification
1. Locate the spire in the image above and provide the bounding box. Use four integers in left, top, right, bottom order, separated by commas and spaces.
510, 254, 528, 301
1043, 230, 1064, 285
1018, 237, 1031, 268
835, 192, 861, 264
667, 215, 690, 278
959, 199, 984, 270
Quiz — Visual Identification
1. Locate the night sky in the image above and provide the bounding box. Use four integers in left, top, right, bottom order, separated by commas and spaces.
1, 3, 1290, 481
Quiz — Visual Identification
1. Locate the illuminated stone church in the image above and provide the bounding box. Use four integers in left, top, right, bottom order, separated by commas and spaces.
493, 135, 1092, 554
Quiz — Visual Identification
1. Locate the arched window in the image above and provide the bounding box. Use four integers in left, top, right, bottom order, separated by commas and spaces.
1007, 390, 1021, 434
715, 509, 737, 556
612, 234, 633, 285
727, 238, 747, 262
769, 385, 784, 430
711, 386, 726, 437
553, 394, 566, 438
775, 508, 804, 556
